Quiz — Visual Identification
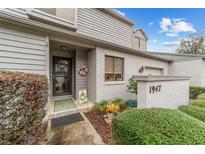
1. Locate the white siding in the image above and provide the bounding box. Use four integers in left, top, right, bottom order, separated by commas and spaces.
88, 49, 97, 102
0, 8, 28, 18
133, 30, 147, 51
171, 59, 205, 87
95, 47, 170, 102
0, 24, 47, 75
77, 8, 133, 48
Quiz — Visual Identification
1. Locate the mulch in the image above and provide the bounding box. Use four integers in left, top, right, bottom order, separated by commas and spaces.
84, 111, 114, 144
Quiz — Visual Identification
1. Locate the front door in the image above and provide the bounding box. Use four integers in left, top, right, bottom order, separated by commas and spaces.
53, 56, 72, 96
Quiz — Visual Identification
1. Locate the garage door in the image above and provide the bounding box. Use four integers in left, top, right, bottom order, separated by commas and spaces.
144, 66, 164, 76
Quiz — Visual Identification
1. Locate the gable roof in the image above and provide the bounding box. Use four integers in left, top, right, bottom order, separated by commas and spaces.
134, 28, 149, 40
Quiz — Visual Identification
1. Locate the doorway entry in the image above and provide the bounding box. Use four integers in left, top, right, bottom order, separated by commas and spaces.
52, 56, 72, 96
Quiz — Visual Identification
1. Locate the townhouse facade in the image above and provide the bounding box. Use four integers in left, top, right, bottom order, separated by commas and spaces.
0, 8, 172, 103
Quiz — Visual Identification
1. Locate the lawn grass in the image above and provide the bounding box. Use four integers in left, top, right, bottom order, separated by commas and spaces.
190, 93, 205, 108
198, 93, 205, 100
190, 99, 205, 108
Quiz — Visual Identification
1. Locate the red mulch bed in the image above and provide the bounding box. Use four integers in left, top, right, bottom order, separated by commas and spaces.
84, 111, 114, 144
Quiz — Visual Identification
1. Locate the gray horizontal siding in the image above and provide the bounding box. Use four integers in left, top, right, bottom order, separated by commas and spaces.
77, 8, 133, 48
0, 8, 28, 18
75, 48, 88, 99
0, 25, 47, 75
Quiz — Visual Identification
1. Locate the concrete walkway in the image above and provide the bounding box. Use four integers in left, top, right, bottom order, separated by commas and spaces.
47, 113, 104, 145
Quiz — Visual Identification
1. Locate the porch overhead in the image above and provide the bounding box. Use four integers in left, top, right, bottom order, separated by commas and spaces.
49, 40, 92, 101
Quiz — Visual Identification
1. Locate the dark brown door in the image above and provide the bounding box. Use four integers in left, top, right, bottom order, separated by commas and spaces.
53, 56, 72, 96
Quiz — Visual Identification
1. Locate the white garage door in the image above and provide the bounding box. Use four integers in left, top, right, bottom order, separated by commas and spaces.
144, 67, 164, 76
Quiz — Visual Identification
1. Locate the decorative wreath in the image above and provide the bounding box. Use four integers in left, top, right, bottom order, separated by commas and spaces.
77, 65, 88, 76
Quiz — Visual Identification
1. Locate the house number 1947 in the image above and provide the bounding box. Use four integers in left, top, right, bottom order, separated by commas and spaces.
149, 85, 161, 94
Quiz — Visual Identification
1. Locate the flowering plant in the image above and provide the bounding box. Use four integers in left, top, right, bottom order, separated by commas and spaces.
106, 103, 120, 113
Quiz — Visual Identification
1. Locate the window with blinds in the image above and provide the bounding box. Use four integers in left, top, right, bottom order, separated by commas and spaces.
105, 55, 124, 81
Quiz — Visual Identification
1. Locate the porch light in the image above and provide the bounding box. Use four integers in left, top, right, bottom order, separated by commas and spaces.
60, 45, 68, 51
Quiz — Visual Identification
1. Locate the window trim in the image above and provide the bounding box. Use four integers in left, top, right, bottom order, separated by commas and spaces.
105, 55, 124, 82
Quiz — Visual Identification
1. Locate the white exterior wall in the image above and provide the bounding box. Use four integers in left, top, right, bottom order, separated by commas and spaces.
0, 23, 47, 75
77, 8, 133, 48
95, 47, 170, 102
170, 59, 205, 87
202, 60, 205, 87
88, 49, 97, 102
137, 79, 189, 109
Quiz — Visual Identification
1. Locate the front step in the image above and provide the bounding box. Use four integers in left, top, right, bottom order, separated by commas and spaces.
48, 100, 94, 119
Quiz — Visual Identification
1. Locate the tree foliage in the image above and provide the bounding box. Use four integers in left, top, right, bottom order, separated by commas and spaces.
176, 32, 205, 54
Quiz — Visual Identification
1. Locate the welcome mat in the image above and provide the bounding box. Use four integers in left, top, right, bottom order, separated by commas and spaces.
51, 113, 84, 129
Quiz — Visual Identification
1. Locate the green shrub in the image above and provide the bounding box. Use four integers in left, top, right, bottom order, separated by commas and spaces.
92, 98, 127, 113
127, 75, 137, 95
191, 100, 205, 108
190, 86, 205, 99
0, 71, 48, 144
178, 105, 205, 122
92, 100, 109, 113
112, 98, 127, 110
198, 93, 205, 99
112, 108, 205, 145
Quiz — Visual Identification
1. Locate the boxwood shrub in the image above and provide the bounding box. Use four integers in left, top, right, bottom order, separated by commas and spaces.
112, 108, 205, 145
178, 105, 205, 122
0, 71, 48, 144
190, 86, 205, 99
191, 100, 205, 108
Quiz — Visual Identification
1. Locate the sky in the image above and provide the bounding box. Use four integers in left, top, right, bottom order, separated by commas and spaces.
115, 8, 205, 53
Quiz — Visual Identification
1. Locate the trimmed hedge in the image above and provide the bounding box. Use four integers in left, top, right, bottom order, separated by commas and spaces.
191, 100, 205, 108
112, 108, 205, 145
178, 105, 205, 122
190, 86, 205, 99
0, 71, 48, 144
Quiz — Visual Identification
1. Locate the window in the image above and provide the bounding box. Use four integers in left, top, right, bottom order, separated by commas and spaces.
105, 56, 124, 81
135, 37, 141, 48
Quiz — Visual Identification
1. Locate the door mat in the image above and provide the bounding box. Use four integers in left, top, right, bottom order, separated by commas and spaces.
51, 113, 84, 129
54, 99, 76, 112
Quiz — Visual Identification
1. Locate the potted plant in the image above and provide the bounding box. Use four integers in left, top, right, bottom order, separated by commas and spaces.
105, 103, 120, 120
